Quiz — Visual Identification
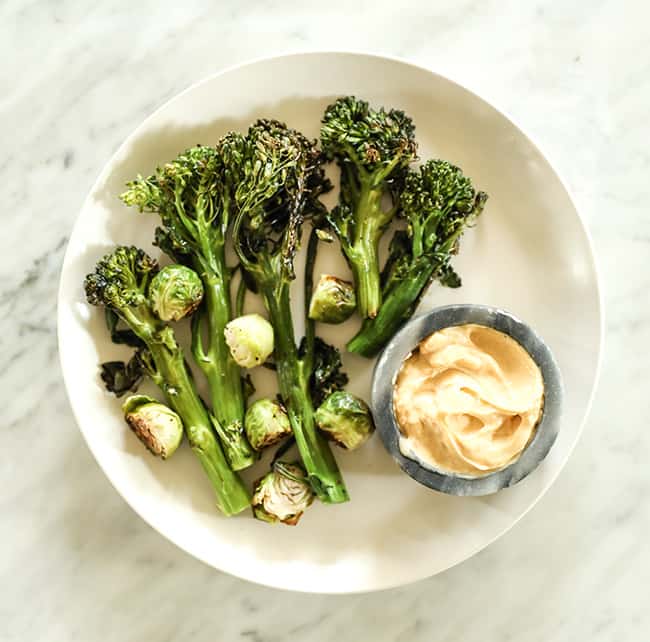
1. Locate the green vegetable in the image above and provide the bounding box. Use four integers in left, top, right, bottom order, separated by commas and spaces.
308, 337, 348, 407
99, 351, 145, 397
348, 160, 487, 356
84, 246, 250, 516
252, 461, 314, 525
121, 141, 255, 470
122, 394, 183, 459
149, 264, 203, 322
315, 391, 375, 450
308, 274, 356, 324
244, 398, 292, 451
224, 313, 274, 368
321, 96, 417, 319
232, 119, 349, 504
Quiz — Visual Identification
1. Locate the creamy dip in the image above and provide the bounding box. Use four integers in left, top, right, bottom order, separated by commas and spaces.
393, 324, 544, 477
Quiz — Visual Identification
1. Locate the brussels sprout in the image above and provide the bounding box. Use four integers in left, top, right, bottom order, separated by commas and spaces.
122, 394, 183, 459
245, 398, 292, 451
252, 462, 314, 525
149, 264, 204, 322
224, 313, 274, 368
314, 391, 375, 450
308, 274, 356, 324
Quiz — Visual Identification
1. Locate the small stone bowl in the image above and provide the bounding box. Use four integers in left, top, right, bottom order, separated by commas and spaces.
371, 304, 564, 496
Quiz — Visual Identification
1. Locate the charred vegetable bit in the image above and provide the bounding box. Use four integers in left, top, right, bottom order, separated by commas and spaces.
245, 398, 292, 451
121, 141, 256, 470
100, 351, 146, 397
307, 337, 348, 407
315, 391, 375, 450
122, 394, 183, 459
348, 160, 487, 357
232, 119, 349, 504
320, 96, 417, 319
308, 274, 356, 324
149, 264, 204, 322
85, 246, 250, 515
252, 461, 314, 525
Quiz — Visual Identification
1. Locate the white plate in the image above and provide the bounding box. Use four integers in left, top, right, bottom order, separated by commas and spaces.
58, 52, 602, 593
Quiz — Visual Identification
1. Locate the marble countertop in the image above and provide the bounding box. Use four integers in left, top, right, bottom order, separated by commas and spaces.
2, 1, 647, 639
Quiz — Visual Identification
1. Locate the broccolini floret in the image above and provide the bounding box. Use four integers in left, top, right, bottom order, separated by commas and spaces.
347, 160, 487, 356
85, 246, 250, 516
232, 119, 349, 504
321, 96, 418, 319
121, 142, 256, 470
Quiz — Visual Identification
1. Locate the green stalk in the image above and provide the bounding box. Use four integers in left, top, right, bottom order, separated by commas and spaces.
123, 308, 250, 515
262, 281, 349, 504
303, 227, 318, 372
349, 224, 470, 356
346, 186, 386, 319
235, 271, 247, 317
347, 262, 435, 357
348, 232, 381, 320
192, 252, 256, 471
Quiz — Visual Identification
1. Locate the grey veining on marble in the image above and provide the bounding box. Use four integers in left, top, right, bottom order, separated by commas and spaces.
1, 0, 648, 640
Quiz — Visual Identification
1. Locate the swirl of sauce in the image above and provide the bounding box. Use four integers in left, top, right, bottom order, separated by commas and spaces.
394, 324, 544, 477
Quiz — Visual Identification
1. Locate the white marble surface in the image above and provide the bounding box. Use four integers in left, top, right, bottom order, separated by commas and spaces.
1, 0, 647, 639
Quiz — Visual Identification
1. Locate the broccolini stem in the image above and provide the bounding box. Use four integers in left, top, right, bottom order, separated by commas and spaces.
235, 271, 247, 317
346, 186, 387, 319
194, 253, 256, 471
147, 330, 250, 515
303, 227, 319, 373
347, 262, 435, 357
349, 237, 381, 320
262, 281, 349, 504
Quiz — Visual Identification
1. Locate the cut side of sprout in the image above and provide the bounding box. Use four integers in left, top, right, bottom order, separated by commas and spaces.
123, 394, 184, 459
224, 313, 274, 368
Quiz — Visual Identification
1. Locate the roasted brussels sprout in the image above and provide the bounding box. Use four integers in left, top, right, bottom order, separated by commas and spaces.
245, 398, 292, 451
224, 313, 274, 368
252, 462, 314, 525
148, 264, 203, 322
314, 391, 375, 450
308, 274, 356, 324
122, 394, 183, 459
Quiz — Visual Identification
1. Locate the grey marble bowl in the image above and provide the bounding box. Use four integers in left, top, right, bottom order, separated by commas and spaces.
371, 305, 564, 496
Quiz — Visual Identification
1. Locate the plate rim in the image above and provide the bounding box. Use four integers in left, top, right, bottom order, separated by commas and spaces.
57, 50, 604, 593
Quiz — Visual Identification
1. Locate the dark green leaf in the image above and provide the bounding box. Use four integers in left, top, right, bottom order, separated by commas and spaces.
308, 337, 349, 406
104, 308, 145, 348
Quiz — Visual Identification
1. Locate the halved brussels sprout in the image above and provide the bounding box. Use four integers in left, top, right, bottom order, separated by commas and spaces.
224, 313, 274, 368
314, 391, 375, 450
245, 398, 292, 451
308, 274, 356, 324
122, 394, 183, 459
149, 264, 204, 322
252, 461, 314, 525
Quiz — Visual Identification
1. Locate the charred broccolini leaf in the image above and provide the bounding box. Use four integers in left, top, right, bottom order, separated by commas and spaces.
99, 349, 147, 396
307, 337, 348, 407
347, 160, 487, 357
104, 308, 145, 349
85, 246, 250, 516
232, 119, 349, 505
321, 96, 417, 319
120, 141, 256, 470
